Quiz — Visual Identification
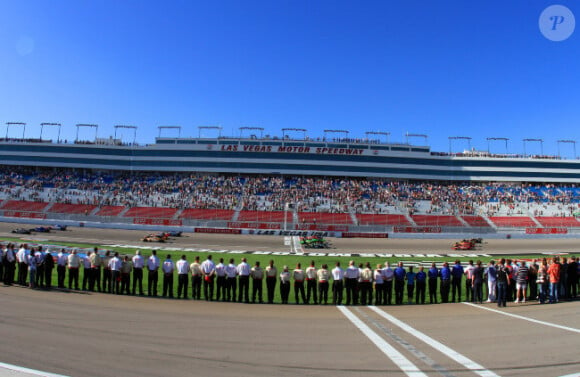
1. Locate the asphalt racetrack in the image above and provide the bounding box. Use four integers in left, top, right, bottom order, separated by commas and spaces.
0, 224, 579, 377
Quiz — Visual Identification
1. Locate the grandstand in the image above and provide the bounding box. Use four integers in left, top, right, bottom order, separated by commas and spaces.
0, 167, 578, 234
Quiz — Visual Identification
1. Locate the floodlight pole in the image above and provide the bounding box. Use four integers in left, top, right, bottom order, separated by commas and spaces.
40, 123, 62, 142
6, 122, 26, 140
486, 137, 509, 154
448, 136, 472, 154
523, 138, 543, 157
365, 131, 390, 144
557, 139, 576, 159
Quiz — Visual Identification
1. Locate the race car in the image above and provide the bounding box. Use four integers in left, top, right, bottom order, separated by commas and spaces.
142, 234, 166, 242
11, 228, 32, 234
451, 239, 476, 251
32, 226, 51, 233
51, 224, 68, 231
165, 230, 182, 237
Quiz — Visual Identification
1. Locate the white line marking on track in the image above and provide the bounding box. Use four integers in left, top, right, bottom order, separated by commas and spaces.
369, 306, 500, 377
338, 306, 427, 377
0, 361, 69, 377
463, 302, 580, 334
558, 374, 580, 377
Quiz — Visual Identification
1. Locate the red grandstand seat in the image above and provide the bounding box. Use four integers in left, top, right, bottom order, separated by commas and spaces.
356, 214, 411, 226
95, 206, 125, 217
179, 208, 235, 221
411, 215, 463, 227
297, 212, 353, 225
48, 203, 97, 214
536, 217, 580, 227
489, 216, 536, 227
461, 216, 491, 228
124, 207, 178, 218
237, 211, 287, 222
0, 200, 48, 212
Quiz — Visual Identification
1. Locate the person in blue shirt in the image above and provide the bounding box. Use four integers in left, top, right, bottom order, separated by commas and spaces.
406, 266, 416, 304
428, 263, 439, 304
415, 266, 427, 304
440, 262, 451, 303
451, 260, 464, 302
394, 262, 406, 305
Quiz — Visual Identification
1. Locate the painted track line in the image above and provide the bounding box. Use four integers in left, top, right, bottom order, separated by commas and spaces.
0, 361, 68, 377
338, 306, 427, 377
369, 306, 499, 377
463, 302, 580, 334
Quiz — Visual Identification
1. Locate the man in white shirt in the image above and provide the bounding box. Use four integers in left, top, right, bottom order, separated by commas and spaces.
224, 258, 237, 302
162, 254, 174, 298
190, 256, 202, 300
201, 255, 216, 301
34, 247, 45, 288
344, 260, 360, 305
132, 250, 145, 295
331, 261, 344, 305
57, 248, 68, 289
81, 251, 92, 291
305, 261, 318, 304
215, 257, 226, 301
176, 255, 189, 299
464, 260, 475, 302
147, 250, 160, 296
237, 257, 251, 303
382, 262, 394, 305
16, 244, 28, 286
108, 252, 122, 294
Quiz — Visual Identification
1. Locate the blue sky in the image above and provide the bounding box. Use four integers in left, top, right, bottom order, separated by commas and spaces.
0, 1, 578, 158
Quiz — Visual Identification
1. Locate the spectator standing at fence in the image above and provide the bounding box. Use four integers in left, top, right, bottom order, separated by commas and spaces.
428, 263, 438, 304
0, 246, 4, 283
81, 251, 92, 291
69, 249, 83, 290
560, 257, 568, 300
162, 254, 174, 298
496, 259, 510, 307
280, 265, 291, 304
406, 266, 416, 304
415, 266, 426, 304
120, 255, 132, 295
57, 249, 67, 289
464, 260, 474, 302
383, 262, 394, 305
201, 255, 216, 301
4, 245, 16, 286
147, 250, 159, 296
265, 260, 277, 304
344, 260, 359, 305
225, 258, 237, 302
43, 250, 53, 289
486, 260, 497, 303
332, 262, 344, 305
17, 244, 28, 286
90, 247, 102, 292
175, 255, 189, 299
317, 263, 330, 305
451, 260, 463, 302
250, 261, 264, 303
472, 261, 484, 304
359, 262, 373, 305
108, 252, 122, 295
237, 257, 251, 303
35, 247, 45, 288
567, 257, 577, 300
536, 259, 548, 304
515, 261, 529, 303
528, 260, 538, 301
190, 256, 202, 300
440, 262, 451, 303
374, 264, 384, 305
132, 250, 144, 295
27, 250, 37, 289
293, 263, 306, 304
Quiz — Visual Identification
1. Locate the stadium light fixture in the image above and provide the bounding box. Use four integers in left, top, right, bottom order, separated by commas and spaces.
405, 133, 428, 146
448, 136, 472, 154
282, 128, 307, 141
486, 137, 509, 154
6, 122, 26, 140
198, 126, 223, 139
114, 125, 137, 145
238, 126, 264, 139
365, 131, 390, 144
522, 138, 543, 157
75, 124, 98, 142
40, 123, 62, 143
323, 129, 349, 142
557, 139, 576, 159
158, 126, 181, 138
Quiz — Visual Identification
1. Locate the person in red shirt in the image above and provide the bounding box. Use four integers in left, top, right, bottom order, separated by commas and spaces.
547, 257, 561, 304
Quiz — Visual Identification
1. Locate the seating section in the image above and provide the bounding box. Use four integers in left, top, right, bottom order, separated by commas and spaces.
536, 217, 580, 227
461, 216, 491, 227
124, 207, 178, 218
411, 215, 463, 227
237, 211, 287, 222
489, 216, 536, 227
95, 206, 126, 217
179, 209, 235, 220
298, 212, 353, 225
48, 203, 97, 214
356, 214, 410, 226
0, 200, 48, 212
